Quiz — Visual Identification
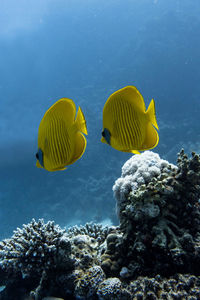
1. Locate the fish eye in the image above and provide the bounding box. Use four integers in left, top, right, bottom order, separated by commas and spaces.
36, 153, 39, 160
102, 130, 105, 137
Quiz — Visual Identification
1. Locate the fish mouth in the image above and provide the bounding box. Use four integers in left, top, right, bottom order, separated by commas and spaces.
101, 136, 106, 143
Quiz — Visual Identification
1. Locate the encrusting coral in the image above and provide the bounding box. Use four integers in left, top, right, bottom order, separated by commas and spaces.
0, 149, 200, 300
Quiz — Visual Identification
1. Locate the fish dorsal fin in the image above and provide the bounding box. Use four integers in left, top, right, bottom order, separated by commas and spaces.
43, 98, 76, 125
75, 107, 88, 135
146, 99, 159, 129
109, 86, 146, 112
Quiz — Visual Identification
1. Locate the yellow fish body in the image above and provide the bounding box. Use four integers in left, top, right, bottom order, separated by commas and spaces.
101, 86, 159, 153
36, 98, 87, 171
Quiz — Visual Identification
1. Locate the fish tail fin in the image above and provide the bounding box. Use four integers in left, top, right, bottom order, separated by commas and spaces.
146, 99, 159, 130
75, 107, 88, 135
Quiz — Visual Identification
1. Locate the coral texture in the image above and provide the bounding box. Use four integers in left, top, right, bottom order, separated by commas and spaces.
104, 150, 200, 278
74, 265, 106, 299
0, 219, 73, 277
97, 277, 132, 300
113, 150, 177, 216
67, 222, 112, 244
128, 273, 200, 299
0, 150, 200, 299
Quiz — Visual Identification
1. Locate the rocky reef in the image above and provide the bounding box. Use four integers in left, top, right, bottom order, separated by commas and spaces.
0, 149, 200, 299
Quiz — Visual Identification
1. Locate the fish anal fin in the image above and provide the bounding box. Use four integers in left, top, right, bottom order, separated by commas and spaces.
52, 167, 67, 171
121, 149, 141, 154
131, 150, 141, 154
146, 99, 159, 129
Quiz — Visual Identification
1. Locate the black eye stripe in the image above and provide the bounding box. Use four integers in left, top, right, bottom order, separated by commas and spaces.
36, 153, 39, 159
102, 131, 105, 137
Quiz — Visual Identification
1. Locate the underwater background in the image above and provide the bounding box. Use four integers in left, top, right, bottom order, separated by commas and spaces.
1, 0, 200, 239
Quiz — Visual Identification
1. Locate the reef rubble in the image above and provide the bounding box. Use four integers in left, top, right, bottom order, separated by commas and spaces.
0, 149, 200, 300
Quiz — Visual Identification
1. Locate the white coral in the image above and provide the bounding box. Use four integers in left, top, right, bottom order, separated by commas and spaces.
113, 151, 177, 205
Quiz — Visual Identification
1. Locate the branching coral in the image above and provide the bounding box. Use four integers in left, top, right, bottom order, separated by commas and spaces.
67, 222, 112, 244
0, 219, 73, 277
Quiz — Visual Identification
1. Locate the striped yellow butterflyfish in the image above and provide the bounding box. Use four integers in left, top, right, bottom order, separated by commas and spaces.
101, 86, 159, 153
36, 98, 87, 171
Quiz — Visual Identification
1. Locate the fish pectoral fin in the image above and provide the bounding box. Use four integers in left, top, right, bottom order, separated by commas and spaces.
68, 132, 87, 165
75, 107, 88, 135
146, 99, 159, 129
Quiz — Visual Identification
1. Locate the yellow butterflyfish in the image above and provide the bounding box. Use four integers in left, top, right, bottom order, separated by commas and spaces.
101, 86, 159, 153
36, 98, 87, 171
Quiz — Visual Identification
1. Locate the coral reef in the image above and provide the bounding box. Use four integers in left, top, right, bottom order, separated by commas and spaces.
97, 277, 132, 300
0, 149, 200, 299
113, 150, 177, 215
128, 273, 200, 299
0, 219, 73, 277
74, 265, 105, 299
0, 219, 74, 300
103, 150, 200, 278
67, 222, 112, 244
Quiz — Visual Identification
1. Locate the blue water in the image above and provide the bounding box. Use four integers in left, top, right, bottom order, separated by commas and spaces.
1, 0, 200, 238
